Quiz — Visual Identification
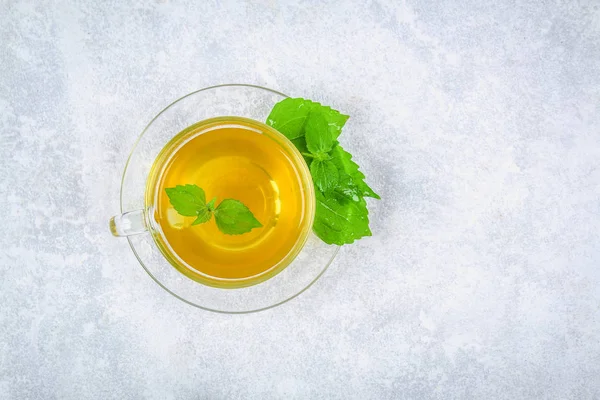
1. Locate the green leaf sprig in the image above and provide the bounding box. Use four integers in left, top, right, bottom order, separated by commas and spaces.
266, 98, 380, 245
165, 184, 262, 235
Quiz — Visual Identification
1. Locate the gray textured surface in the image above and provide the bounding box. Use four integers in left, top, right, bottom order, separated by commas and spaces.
1, 0, 600, 399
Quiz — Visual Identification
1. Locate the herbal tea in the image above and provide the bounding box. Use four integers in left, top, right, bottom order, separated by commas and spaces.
146, 117, 314, 288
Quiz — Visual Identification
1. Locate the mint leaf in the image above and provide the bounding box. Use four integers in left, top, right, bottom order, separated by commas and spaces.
266, 98, 313, 140
305, 111, 335, 154
291, 136, 308, 152
267, 98, 348, 142
291, 137, 312, 165
214, 199, 263, 235
334, 173, 362, 202
311, 159, 339, 194
320, 105, 349, 140
330, 145, 380, 199
165, 184, 207, 217
313, 190, 371, 245
266, 97, 379, 246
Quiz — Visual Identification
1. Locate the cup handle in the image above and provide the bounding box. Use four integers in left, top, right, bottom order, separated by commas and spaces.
109, 209, 148, 237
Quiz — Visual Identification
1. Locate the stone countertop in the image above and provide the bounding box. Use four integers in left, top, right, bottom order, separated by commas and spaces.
1, 1, 600, 399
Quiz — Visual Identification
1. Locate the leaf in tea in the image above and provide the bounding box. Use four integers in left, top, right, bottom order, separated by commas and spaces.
214, 199, 263, 235
165, 184, 208, 217
164, 184, 262, 235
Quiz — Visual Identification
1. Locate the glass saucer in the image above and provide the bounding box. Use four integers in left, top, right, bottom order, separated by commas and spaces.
120, 84, 339, 313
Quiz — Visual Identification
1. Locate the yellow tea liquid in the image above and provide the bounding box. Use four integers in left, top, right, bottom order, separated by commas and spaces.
146, 117, 314, 288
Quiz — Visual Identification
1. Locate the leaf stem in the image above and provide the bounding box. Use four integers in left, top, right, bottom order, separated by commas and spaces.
301, 152, 315, 158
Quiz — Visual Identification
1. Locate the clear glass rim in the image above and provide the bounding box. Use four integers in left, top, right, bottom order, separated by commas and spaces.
144, 116, 317, 289
120, 83, 340, 314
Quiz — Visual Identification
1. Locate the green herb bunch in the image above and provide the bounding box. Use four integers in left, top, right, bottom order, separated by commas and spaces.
267, 98, 379, 245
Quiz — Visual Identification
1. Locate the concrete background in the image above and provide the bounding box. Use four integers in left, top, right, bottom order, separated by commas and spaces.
2, 0, 600, 398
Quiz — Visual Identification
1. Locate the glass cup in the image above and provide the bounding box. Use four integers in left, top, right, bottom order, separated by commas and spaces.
109, 84, 338, 313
